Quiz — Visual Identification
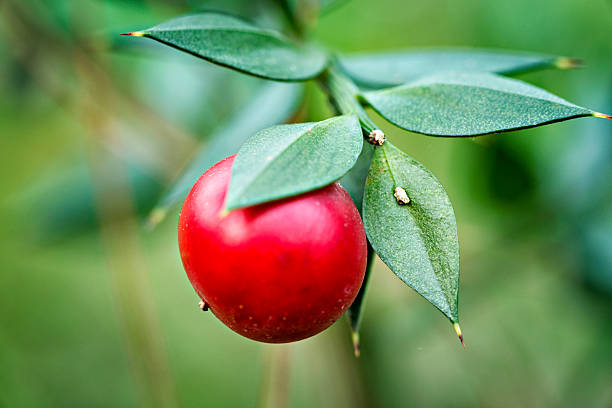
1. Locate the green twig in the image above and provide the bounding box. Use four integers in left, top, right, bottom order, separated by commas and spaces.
319, 64, 378, 135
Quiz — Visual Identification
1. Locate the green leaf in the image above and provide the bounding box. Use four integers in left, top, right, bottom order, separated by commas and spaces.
363, 72, 596, 137
226, 115, 363, 210
363, 142, 459, 322
147, 82, 303, 226
124, 12, 327, 81
340, 48, 581, 88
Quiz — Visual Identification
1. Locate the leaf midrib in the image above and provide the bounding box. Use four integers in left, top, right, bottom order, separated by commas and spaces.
373, 81, 584, 111
228, 116, 351, 208
146, 26, 292, 46
382, 144, 453, 316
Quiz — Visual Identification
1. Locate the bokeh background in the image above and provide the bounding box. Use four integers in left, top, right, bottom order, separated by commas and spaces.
1, 0, 611, 407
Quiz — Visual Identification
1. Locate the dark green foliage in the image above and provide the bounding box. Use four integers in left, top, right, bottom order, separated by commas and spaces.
363, 72, 595, 136
119, 5, 611, 344
130, 12, 327, 81
363, 143, 460, 322
4, 1, 612, 406
340, 48, 579, 88
226, 115, 363, 209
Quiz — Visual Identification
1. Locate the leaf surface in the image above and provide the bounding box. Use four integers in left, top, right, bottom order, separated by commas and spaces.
127, 12, 327, 81
340, 48, 579, 88
363, 72, 595, 136
363, 142, 459, 321
226, 115, 363, 209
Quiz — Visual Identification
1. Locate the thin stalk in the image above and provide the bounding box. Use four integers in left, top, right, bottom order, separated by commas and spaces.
319, 64, 378, 135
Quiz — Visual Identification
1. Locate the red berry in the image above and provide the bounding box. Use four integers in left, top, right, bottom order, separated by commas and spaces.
178, 155, 367, 343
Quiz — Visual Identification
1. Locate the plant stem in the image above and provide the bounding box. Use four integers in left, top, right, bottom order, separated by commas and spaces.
320, 64, 378, 135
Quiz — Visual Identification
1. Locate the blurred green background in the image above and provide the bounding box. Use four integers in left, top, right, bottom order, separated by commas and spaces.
1, 0, 611, 407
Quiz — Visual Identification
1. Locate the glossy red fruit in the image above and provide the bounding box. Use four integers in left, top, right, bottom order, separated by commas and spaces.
178, 155, 367, 343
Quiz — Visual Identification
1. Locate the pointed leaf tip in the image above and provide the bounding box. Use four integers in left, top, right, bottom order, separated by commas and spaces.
453, 322, 465, 348
555, 57, 583, 70
120, 31, 145, 37
593, 112, 612, 120
144, 208, 167, 231
352, 332, 360, 358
